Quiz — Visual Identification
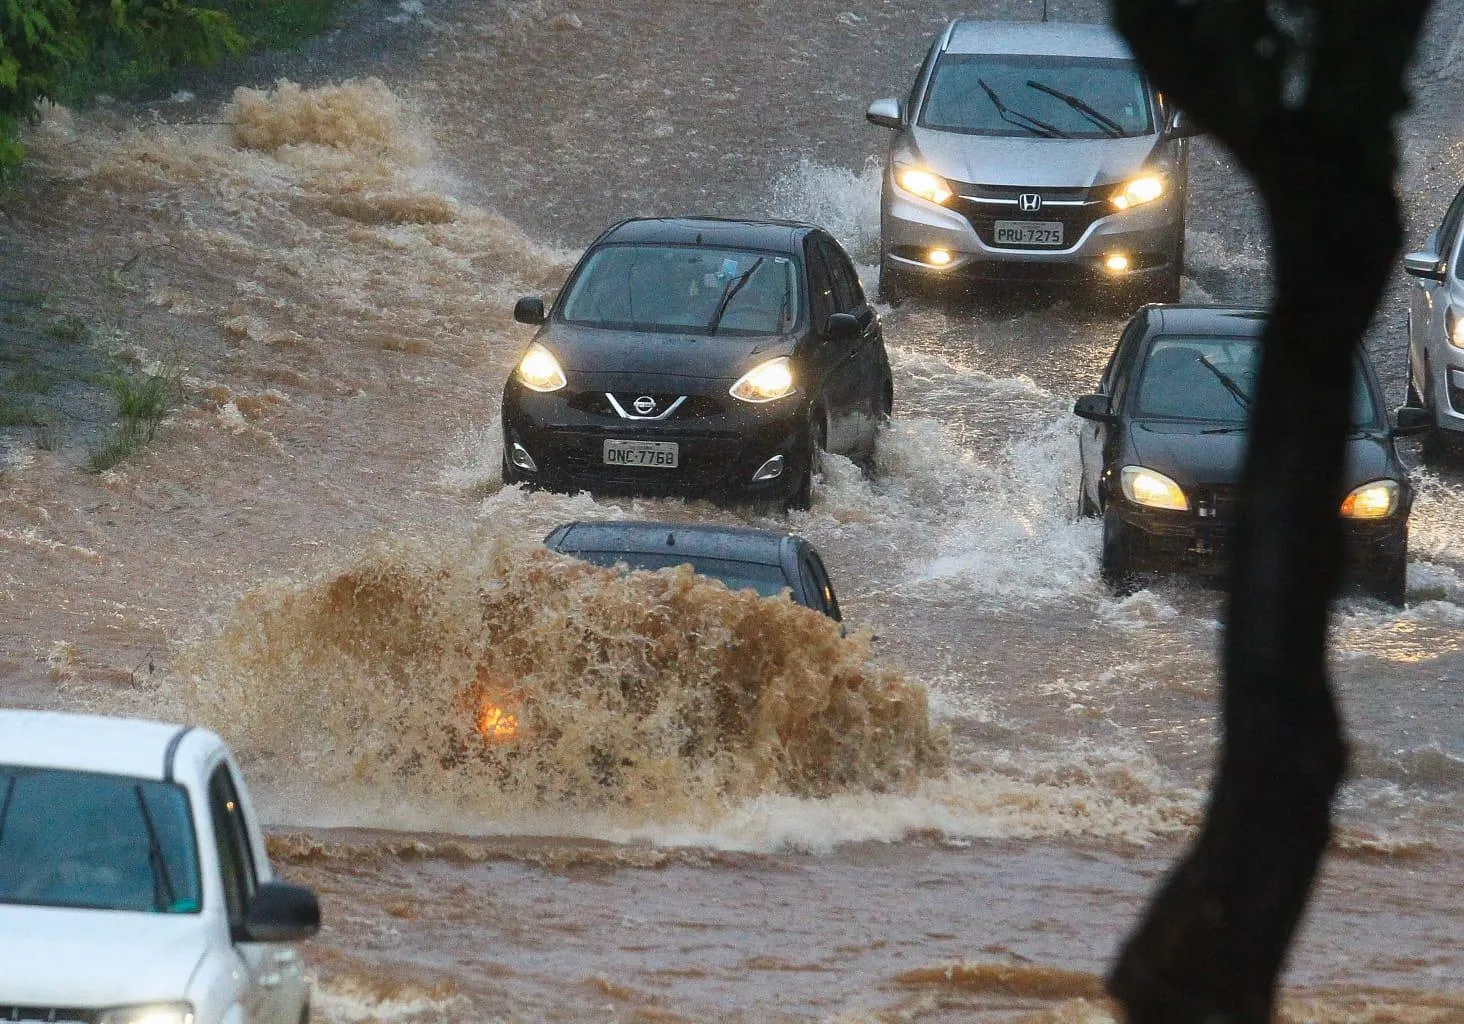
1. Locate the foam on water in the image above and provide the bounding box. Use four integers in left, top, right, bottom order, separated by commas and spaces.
766, 157, 883, 261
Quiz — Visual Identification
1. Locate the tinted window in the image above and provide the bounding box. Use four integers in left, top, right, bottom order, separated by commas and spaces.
208, 765, 257, 930
909, 41, 939, 120
804, 239, 835, 331
1133, 335, 1376, 425
802, 553, 842, 622
0, 766, 201, 914
820, 238, 863, 314
560, 245, 801, 336
1438, 183, 1464, 261
569, 550, 792, 599
920, 54, 1153, 138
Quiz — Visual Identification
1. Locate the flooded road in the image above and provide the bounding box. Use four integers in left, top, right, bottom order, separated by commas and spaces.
3, 0, 1464, 1019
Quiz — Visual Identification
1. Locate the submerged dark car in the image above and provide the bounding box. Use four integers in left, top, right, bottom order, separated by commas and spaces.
1074, 305, 1429, 604
543, 520, 843, 621
503, 218, 893, 509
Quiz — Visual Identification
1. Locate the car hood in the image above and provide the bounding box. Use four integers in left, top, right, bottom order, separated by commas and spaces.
0, 905, 207, 1005
534, 324, 793, 380
910, 127, 1160, 188
1127, 421, 1399, 490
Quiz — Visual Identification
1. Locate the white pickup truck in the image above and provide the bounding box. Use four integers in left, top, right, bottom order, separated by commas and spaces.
0, 710, 319, 1024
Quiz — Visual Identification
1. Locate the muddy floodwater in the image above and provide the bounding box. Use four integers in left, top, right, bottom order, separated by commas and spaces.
3, 0, 1464, 1020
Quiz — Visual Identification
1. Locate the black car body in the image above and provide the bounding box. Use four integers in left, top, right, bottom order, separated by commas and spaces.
502, 218, 893, 508
1074, 305, 1424, 603
543, 520, 843, 621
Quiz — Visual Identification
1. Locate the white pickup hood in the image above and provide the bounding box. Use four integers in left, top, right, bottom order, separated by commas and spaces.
0, 905, 207, 1006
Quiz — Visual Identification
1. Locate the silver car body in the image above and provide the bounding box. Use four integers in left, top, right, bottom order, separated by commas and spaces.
1404, 181, 1464, 436
871, 21, 1189, 292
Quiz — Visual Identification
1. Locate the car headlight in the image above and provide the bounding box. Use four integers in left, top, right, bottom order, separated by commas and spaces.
1120, 466, 1189, 511
1111, 174, 1166, 211
99, 1004, 195, 1024
1341, 480, 1399, 519
1448, 309, 1463, 350
894, 165, 953, 205
730, 357, 796, 403
516, 342, 567, 392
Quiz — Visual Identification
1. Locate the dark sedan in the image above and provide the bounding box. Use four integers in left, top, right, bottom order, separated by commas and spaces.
543, 520, 842, 621
502, 218, 893, 509
1074, 305, 1429, 604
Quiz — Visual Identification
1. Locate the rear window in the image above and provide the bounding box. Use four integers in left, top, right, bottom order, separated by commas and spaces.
569, 550, 792, 598
0, 765, 201, 914
1133, 335, 1377, 425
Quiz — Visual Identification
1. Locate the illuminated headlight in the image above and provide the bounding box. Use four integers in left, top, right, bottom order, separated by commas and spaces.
730, 357, 796, 403
1448, 309, 1463, 350
516, 342, 566, 392
1120, 466, 1189, 511
1111, 174, 1166, 211
894, 165, 953, 205
1341, 480, 1399, 519
99, 1004, 195, 1024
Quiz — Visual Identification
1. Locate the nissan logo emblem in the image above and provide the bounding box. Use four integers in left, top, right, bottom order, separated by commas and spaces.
1018, 193, 1043, 212
633, 395, 657, 415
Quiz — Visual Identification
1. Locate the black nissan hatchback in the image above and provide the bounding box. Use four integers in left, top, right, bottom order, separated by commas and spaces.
502, 218, 893, 508
1074, 305, 1429, 604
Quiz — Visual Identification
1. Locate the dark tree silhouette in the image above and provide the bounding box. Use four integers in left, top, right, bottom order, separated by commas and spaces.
1105, 2, 1433, 1021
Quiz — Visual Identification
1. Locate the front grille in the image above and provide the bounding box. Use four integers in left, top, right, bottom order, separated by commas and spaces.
947, 180, 1111, 250
1, 1008, 100, 1024
565, 392, 722, 420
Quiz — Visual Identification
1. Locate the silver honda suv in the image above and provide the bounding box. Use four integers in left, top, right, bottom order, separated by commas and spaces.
867, 20, 1196, 304
1403, 179, 1464, 456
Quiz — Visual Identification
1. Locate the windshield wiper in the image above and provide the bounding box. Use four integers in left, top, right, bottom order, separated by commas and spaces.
1201, 425, 1248, 434
975, 78, 1068, 139
1197, 355, 1254, 411
1025, 80, 1123, 137
134, 784, 178, 912
706, 256, 765, 336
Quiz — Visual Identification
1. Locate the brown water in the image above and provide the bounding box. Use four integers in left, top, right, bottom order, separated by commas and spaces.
3, 0, 1464, 1019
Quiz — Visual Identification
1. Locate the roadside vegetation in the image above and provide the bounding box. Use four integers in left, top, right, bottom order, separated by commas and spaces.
85, 368, 181, 473
1, 0, 350, 174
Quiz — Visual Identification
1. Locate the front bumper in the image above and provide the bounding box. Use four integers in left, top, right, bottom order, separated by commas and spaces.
881, 177, 1180, 284
1108, 498, 1408, 581
502, 379, 808, 500
1431, 360, 1464, 435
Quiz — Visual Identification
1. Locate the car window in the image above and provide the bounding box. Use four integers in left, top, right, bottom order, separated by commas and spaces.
559, 244, 801, 336
567, 550, 793, 599
804, 239, 835, 332
1133, 335, 1377, 425
0, 765, 202, 914
908, 40, 939, 121
820, 237, 863, 314
919, 54, 1153, 138
1102, 318, 1145, 396
803, 552, 842, 622
208, 764, 257, 932
1437, 183, 1464, 262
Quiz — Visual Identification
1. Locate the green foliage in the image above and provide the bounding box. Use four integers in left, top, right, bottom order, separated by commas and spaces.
45, 311, 88, 341
85, 367, 179, 471
0, 393, 40, 426
0, 0, 347, 174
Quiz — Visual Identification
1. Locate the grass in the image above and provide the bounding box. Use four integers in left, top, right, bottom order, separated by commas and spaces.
8, 369, 54, 395
0, 396, 41, 427
46, 314, 90, 344
85, 369, 181, 473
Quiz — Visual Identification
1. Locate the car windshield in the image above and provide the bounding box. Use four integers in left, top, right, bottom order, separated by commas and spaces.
570, 550, 792, 598
0, 765, 202, 914
560, 245, 801, 335
920, 54, 1153, 138
1133, 336, 1377, 425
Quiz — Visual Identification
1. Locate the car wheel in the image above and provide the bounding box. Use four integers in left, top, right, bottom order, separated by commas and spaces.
1367, 552, 1408, 607
788, 409, 826, 511
1100, 505, 1136, 593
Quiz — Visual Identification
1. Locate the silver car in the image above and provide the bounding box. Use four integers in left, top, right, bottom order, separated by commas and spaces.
866, 20, 1196, 303
1403, 179, 1464, 452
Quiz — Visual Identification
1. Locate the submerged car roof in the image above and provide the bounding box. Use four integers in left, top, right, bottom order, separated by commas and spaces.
1144, 305, 1269, 337
597, 217, 815, 255
546, 520, 794, 567
945, 20, 1135, 60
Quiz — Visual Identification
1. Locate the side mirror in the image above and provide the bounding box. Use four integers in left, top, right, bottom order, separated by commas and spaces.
1164, 109, 1200, 139
239, 881, 321, 943
824, 312, 861, 341
513, 296, 548, 325
1073, 393, 1117, 423
1392, 404, 1433, 437
865, 98, 903, 130
1402, 252, 1447, 282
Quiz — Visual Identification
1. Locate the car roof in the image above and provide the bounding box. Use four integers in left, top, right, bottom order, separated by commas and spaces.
944, 20, 1136, 60
597, 218, 815, 255
1144, 305, 1269, 338
0, 709, 220, 781
547, 520, 796, 567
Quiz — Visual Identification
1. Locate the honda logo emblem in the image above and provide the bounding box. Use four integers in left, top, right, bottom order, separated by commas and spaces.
633, 396, 657, 415
1018, 193, 1043, 212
